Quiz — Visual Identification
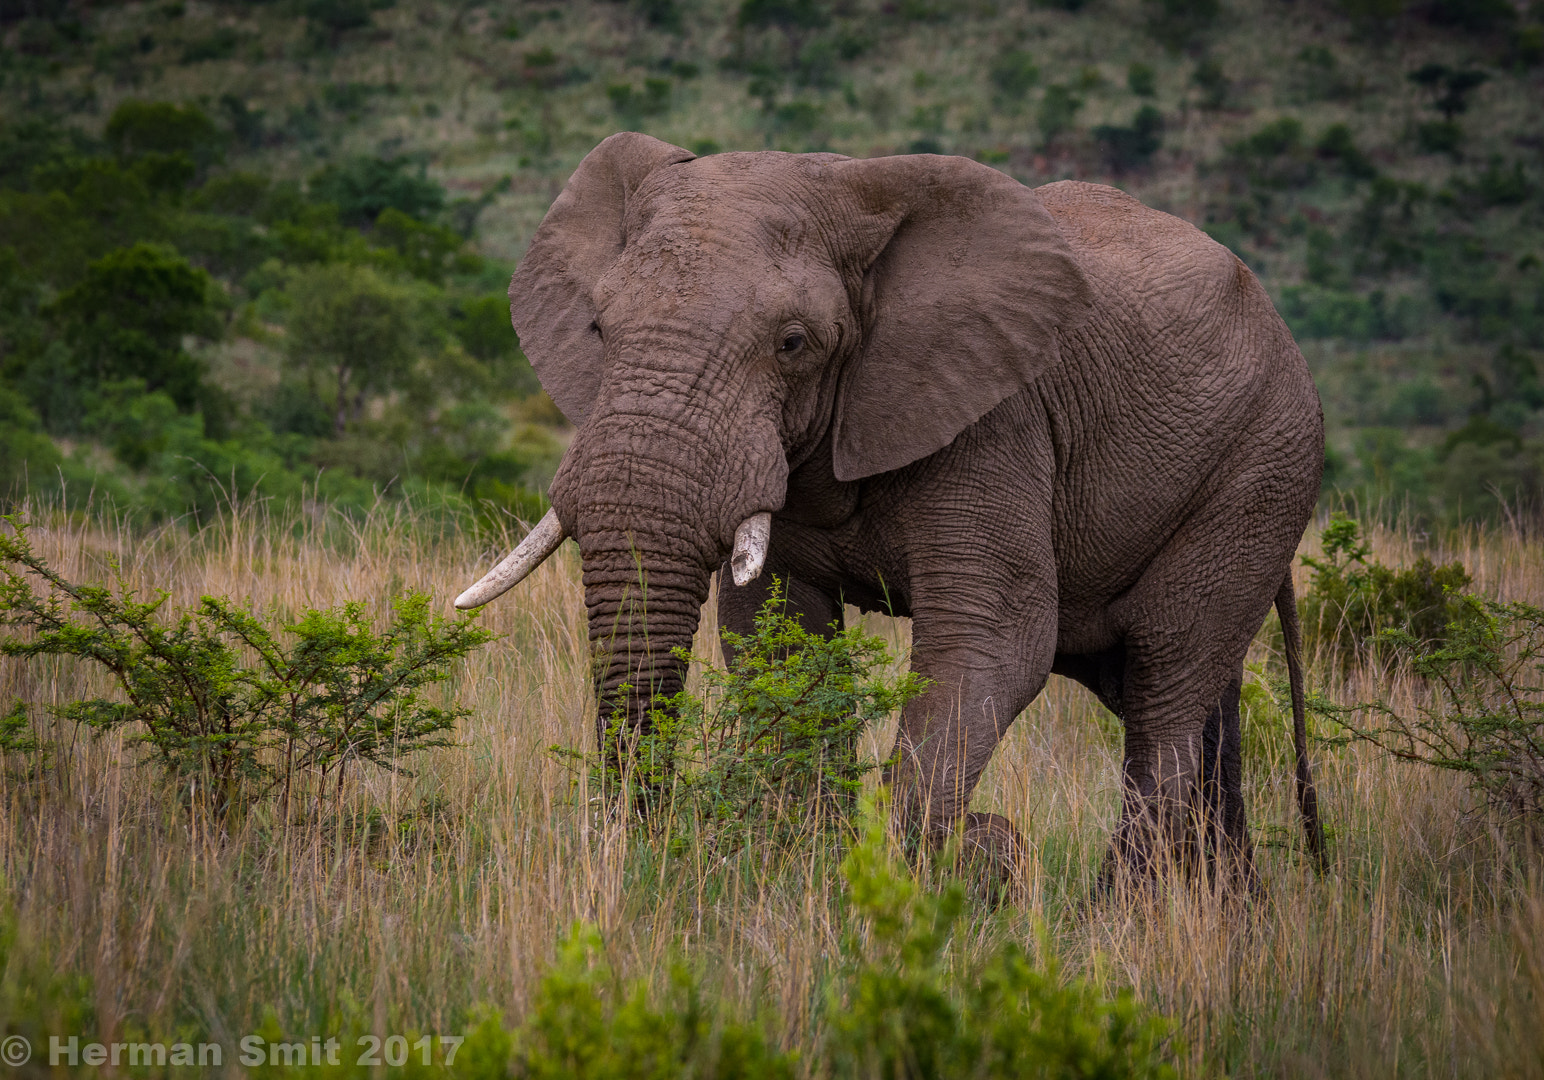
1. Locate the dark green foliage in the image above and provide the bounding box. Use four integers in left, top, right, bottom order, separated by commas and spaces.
989, 49, 1040, 101
104, 99, 224, 172
1349, 177, 1426, 275
1095, 106, 1164, 172
1037, 84, 1082, 146
180, 25, 242, 63
607, 77, 673, 118
0, 115, 100, 191
307, 155, 445, 228
45, 242, 222, 416
283, 262, 419, 437
600, 583, 929, 849
0, 384, 61, 503
1301, 515, 1473, 665
455, 294, 540, 396
1290, 45, 1360, 102
1408, 64, 1489, 121
303, 0, 393, 45
1146, 0, 1219, 52
472, 807, 1177, 1079
1319, 594, 1544, 831
1421, 0, 1516, 34
1127, 61, 1157, 97
0, 519, 494, 819
1416, 119, 1463, 157
737, 0, 830, 31
825, 810, 1178, 1080
1227, 117, 1315, 189
1492, 344, 1544, 410
505, 925, 793, 1079
373, 207, 473, 282
1316, 123, 1378, 180
1190, 55, 1228, 109
634, 0, 683, 32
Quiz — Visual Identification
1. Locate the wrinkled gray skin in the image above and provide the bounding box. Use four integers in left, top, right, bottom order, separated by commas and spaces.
508, 132, 1325, 889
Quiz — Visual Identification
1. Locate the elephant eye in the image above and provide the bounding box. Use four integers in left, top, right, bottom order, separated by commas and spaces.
778, 332, 806, 355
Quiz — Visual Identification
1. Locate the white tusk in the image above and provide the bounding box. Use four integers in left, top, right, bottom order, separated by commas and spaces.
730, 512, 772, 587
454, 508, 567, 609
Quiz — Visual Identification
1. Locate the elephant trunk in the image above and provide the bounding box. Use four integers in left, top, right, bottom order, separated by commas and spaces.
579, 542, 710, 756
552, 437, 727, 771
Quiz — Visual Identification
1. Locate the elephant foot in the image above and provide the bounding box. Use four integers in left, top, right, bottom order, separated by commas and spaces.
955, 812, 1027, 908
1091, 822, 1263, 909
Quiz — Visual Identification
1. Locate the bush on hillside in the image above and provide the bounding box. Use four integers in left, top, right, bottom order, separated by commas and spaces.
307, 155, 445, 228
1301, 515, 1473, 666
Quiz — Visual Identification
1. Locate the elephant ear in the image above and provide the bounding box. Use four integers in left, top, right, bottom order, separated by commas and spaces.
828, 155, 1094, 482
509, 133, 695, 426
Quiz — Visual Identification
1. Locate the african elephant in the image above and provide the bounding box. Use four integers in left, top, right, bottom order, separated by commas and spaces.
458, 132, 1326, 890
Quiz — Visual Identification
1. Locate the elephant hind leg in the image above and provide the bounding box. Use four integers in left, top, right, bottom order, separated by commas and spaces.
1100, 479, 1305, 899
1197, 673, 1258, 894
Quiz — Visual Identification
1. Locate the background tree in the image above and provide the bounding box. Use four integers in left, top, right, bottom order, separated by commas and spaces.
45, 242, 224, 421
284, 263, 417, 437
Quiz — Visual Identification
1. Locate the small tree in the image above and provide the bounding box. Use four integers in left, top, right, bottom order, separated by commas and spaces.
1318, 595, 1544, 835
46, 242, 223, 414
284, 262, 418, 436
1301, 515, 1472, 667
0, 519, 494, 821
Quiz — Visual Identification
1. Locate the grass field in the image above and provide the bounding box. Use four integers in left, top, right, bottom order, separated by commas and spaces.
2, 502, 1542, 1076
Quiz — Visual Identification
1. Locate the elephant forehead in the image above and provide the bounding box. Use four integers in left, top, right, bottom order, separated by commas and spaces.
627, 156, 841, 259
596, 228, 832, 332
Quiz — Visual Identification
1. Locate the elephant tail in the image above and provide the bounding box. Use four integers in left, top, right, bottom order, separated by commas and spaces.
1276, 573, 1327, 870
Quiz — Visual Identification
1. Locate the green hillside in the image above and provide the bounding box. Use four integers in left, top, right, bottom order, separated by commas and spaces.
2, 0, 1542, 525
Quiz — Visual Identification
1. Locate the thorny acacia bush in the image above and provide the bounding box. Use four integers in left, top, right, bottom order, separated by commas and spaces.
1315, 593, 1544, 834
459, 803, 1176, 1080
0, 518, 494, 820
1301, 514, 1473, 666
580, 581, 930, 850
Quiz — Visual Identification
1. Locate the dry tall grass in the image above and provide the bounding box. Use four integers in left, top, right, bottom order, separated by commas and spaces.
3, 500, 1543, 1077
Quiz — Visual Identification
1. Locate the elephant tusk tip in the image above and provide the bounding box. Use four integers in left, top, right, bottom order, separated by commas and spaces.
729, 511, 772, 587
730, 556, 763, 587
453, 589, 483, 610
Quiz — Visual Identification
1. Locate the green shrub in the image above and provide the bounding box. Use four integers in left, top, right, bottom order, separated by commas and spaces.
307, 155, 445, 228
1146, 0, 1218, 52
1277, 286, 1413, 342
594, 582, 929, 849
505, 924, 792, 1080
283, 262, 420, 437
45, 242, 224, 417
1037, 84, 1083, 147
1301, 515, 1472, 666
0, 384, 61, 503
1127, 61, 1157, 97
1094, 106, 1163, 172
0, 519, 494, 821
826, 804, 1177, 1079
473, 805, 1177, 1079
989, 50, 1040, 101
104, 99, 225, 171
1190, 55, 1227, 109
1316, 123, 1378, 179
1319, 595, 1544, 833
606, 78, 673, 119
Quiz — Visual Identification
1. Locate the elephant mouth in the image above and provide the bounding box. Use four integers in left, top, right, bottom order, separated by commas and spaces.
454, 508, 771, 609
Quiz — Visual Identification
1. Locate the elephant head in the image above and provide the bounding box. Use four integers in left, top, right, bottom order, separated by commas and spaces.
457, 133, 1093, 758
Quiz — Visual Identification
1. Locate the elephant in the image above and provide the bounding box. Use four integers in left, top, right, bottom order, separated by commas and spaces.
457, 132, 1326, 891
